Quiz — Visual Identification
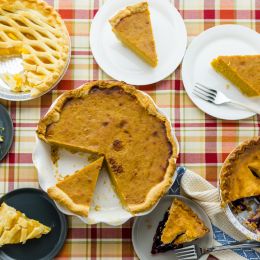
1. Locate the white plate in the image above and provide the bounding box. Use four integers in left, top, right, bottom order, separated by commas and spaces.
33, 86, 179, 226
132, 195, 213, 260
90, 0, 187, 85
182, 24, 260, 120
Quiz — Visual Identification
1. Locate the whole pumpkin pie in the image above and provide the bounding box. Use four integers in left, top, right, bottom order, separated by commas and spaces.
220, 136, 260, 206
48, 157, 104, 217
0, 202, 51, 246
211, 55, 260, 96
37, 81, 177, 214
109, 2, 158, 67
151, 199, 209, 254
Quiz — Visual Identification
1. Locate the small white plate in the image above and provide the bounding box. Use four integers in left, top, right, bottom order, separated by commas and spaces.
132, 195, 213, 260
182, 24, 260, 120
33, 86, 179, 226
90, 0, 187, 85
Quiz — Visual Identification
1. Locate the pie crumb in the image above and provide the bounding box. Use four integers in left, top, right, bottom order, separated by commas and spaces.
95, 205, 101, 211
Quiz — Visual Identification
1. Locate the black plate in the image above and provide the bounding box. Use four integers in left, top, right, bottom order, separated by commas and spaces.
0, 104, 13, 161
0, 188, 68, 260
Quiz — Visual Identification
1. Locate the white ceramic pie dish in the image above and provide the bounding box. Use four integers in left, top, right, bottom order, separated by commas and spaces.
33, 84, 179, 226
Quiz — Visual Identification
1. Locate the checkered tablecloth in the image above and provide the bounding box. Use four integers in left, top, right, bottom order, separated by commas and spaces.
0, 0, 259, 259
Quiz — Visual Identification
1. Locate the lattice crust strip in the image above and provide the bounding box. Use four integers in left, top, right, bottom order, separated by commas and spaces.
0, 0, 70, 96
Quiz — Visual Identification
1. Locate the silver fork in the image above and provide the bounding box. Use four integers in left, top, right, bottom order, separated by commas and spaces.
174, 240, 260, 260
193, 83, 260, 115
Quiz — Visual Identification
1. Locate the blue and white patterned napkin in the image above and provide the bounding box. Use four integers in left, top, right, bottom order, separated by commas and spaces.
169, 167, 260, 260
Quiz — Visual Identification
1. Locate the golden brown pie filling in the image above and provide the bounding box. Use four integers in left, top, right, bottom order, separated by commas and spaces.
38, 81, 177, 213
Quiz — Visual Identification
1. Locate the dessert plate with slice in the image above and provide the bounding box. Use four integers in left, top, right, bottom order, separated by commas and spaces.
90, 0, 187, 85
0, 188, 67, 260
182, 24, 260, 120
219, 136, 260, 241
132, 195, 213, 260
0, 0, 71, 101
33, 80, 179, 225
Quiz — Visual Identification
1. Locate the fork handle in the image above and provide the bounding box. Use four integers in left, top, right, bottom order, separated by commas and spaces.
228, 100, 260, 115
204, 240, 260, 254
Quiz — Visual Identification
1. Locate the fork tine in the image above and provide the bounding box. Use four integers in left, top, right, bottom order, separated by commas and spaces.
174, 245, 198, 260
195, 82, 217, 94
192, 90, 214, 103
194, 85, 216, 98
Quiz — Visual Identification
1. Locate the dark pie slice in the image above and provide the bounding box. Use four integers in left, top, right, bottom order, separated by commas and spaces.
151, 199, 209, 254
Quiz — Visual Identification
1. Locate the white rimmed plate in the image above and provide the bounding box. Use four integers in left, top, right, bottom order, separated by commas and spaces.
182, 24, 260, 120
132, 195, 213, 260
90, 0, 187, 85
33, 85, 179, 226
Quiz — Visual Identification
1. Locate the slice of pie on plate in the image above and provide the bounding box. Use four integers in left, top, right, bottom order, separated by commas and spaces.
220, 136, 260, 206
47, 157, 104, 217
0, 0, 70, 96
0, 202, 51, 246
109, 2, 158, 67
151, 198, 209, 254
37, 80, 178, 214
211, 55, 260, 96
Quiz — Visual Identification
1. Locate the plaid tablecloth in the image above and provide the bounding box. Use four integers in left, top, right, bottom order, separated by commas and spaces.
0, 0, 259, 259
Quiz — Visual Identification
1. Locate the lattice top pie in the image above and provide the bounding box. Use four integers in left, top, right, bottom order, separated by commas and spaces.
0, 0, 70, 96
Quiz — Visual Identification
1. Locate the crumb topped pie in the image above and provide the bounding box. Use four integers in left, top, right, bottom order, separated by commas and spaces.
220, 136, 260, 206
151, 199, 209, 254
37, 80, 177, 214
48, 157, 104, 217
0, 202, 51, 246
109, 2, 158, 67
0, 0, 70, 96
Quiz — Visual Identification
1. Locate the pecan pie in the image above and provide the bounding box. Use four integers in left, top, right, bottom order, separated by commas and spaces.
0, 202, 51, 246
220, 136, 260, 206
0, 0, 70, 96
151, 199, 209, 254
109, 2, 158, 67
48, 157, 104, 217
211, 55, 260, 96
37, 81, 177, 214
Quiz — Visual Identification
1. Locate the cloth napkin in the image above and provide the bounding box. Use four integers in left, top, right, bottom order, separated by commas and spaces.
169, 167, 260, 260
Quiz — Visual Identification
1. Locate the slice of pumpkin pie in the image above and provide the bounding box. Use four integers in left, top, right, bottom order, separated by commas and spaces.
109, 2, 158, 67
47, 157, 103, 217
211, 55, 260, 96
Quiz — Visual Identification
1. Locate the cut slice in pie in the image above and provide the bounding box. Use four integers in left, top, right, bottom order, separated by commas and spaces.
0, 202, 51, 246
37, 81, 177, 214
109, 2, 158, 67
151, 199, 209, 254
47, 157, 104, 217
220, 136, 260, 206
211, 55, 260, 96
0, 0, 70, 96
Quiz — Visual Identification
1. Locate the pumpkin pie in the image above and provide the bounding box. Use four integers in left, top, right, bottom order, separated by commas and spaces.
109, 2, 158, 67
0, 202, 51, 246
37, 81, 177, 214
151, 198, 209, 254
211, 55, 260, 96
0, 0, 70, 96
47, 157, 104, 217
220, 136, 260, 206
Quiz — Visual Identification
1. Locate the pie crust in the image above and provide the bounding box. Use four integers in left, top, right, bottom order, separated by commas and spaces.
109, 2, 158, 67
37, 80, 178, 214
220, 136, 260, 206
47, 157, 104, 217
0, 0, 70, 96
0, 202, 51, 246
